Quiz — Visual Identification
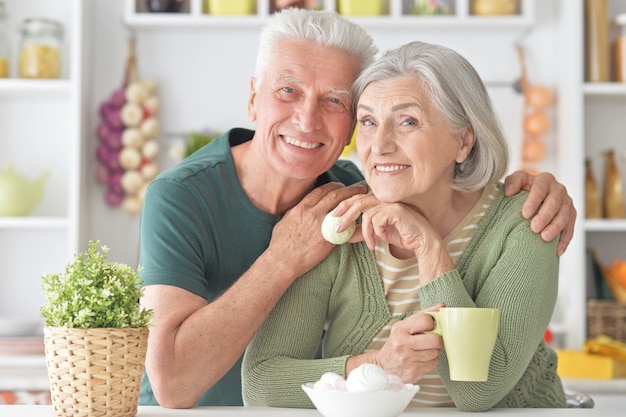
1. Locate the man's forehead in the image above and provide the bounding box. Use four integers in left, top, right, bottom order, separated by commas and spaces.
272, 72, 352, 96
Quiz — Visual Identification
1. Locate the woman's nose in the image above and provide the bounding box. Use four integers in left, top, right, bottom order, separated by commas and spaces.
372, 125, 396, 154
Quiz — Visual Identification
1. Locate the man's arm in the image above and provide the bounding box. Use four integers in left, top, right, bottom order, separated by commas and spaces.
142, 253, 305, 408
504, 171, 576, 257
142, 182, 367, 408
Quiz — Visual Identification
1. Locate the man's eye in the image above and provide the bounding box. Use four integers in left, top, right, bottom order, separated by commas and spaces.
323, 97, 348, 113
282, 86, 294, 94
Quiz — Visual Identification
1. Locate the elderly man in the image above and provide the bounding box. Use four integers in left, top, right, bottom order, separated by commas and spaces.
138, 8, 576, 408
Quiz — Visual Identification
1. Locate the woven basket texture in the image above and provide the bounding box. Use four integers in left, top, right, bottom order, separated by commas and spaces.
587, 299, 626, 342
43, 327, 148, 417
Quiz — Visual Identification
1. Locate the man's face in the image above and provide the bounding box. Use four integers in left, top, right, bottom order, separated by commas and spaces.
248, 38, 362, 180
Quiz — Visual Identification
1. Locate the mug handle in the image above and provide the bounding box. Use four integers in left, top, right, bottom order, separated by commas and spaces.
423, 311, 441, 335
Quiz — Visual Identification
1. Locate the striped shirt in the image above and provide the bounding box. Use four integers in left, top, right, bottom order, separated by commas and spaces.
364, 184, 498, 407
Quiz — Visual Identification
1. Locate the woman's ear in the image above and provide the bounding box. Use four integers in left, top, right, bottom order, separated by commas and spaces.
456, 125, 476, 163
247, 77, 258, 122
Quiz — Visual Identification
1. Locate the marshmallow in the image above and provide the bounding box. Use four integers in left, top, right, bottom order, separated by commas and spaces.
313, 380, 335, 391
387, 374, 406, 391
346, 363, 389, 392
321, 212, 356, 245
310, 363, 411, 393
320, 372, 347, 391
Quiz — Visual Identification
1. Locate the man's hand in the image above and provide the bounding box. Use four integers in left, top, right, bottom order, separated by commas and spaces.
267, 182, 368, 279
504, 171, 576, 256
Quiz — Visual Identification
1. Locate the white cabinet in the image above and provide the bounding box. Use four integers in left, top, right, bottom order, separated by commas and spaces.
554, 0, 626, 351
124, 0, 534, 28
0, 0, 88, 322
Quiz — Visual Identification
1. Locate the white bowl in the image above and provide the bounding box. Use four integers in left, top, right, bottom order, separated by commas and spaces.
302, 382, 419, 417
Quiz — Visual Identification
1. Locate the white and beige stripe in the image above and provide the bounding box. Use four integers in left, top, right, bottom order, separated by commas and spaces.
364, 184, 498, 407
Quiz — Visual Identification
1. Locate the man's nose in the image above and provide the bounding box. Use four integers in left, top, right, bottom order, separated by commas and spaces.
293, 98, 322, 133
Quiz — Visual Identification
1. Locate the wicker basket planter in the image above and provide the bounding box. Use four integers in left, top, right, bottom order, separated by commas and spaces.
587, 299, 626, 342
44, 327, 148, 417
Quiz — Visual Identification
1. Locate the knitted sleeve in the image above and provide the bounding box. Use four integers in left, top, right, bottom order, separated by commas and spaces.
241, 246, 348, 408
418, 191, 561, 411
242, 242, 389, 408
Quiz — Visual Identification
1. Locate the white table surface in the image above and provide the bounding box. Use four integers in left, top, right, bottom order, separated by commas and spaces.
0, 395, 624, 417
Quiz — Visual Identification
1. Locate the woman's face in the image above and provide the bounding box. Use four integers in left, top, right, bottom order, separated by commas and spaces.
355, 75, 474, 205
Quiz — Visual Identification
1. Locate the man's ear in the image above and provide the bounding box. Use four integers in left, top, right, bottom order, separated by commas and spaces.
248, 77, 258, 122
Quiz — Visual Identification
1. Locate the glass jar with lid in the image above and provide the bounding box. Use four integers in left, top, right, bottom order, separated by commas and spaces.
18, 17, 63, 79
471, 0, 516, 15
0, 2, 9, 78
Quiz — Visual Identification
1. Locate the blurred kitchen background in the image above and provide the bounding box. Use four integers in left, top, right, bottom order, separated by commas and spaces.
1, 0, 625, 406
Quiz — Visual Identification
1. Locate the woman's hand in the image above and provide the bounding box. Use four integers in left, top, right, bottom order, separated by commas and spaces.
347, 304, 445, 384
334, 196, 454, 282
331, 195, 433, 253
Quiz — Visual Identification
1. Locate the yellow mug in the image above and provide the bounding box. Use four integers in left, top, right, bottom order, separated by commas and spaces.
425, 307, 500, 381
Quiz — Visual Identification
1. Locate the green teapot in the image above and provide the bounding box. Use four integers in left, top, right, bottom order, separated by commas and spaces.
0, 163, 49, 216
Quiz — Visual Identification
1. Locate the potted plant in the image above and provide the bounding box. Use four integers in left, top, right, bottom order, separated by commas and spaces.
40, 240, 153, 417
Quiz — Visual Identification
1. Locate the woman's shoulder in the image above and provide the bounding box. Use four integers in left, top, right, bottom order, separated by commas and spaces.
489, 182, 528, 217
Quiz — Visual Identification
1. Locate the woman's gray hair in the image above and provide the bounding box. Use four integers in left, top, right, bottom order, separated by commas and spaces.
352, 41, 509, 192
254, 8, 378, 87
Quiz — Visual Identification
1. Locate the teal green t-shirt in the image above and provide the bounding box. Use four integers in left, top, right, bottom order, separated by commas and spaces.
138, 128, 364, 406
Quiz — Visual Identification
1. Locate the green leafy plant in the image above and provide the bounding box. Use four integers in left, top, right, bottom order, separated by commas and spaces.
40, 240, 153, 328
184, 130, 221, 158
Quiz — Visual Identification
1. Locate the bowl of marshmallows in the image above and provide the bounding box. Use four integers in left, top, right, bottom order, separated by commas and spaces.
302, 363, 419, 417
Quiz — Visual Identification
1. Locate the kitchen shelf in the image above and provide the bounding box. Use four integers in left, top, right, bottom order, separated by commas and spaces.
0, 217, 70, 230
0, 355, 48, 392
0, 355, 45, 368
123, 0, 534, 29
0, 79, 72, 97
583, 82, 626, 95
558, 0, 626, 351
585, 219, 626, 232
0, 0, 88, 321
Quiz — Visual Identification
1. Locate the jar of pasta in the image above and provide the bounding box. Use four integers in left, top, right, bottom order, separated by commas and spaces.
18, 18, 63, 79
0, 2, 9, 78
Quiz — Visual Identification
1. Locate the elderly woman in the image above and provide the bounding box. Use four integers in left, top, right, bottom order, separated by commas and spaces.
242, 41, 566, 411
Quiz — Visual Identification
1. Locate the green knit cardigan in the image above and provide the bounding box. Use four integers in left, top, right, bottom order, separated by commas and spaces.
242, 184, 566, 411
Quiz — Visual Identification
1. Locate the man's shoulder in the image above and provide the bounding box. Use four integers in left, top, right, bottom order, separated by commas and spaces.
157, 130, 237, 183
326, 159, 364, 185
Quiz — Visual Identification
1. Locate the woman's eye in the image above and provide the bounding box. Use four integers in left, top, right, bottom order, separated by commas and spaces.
402, 118, 417, 126
359, 118, 375, 127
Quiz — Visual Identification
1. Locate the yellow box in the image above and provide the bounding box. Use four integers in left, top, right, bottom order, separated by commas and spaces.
556, 349, 626, 380
207, 0, 255, 15
338, 0, 383, 16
